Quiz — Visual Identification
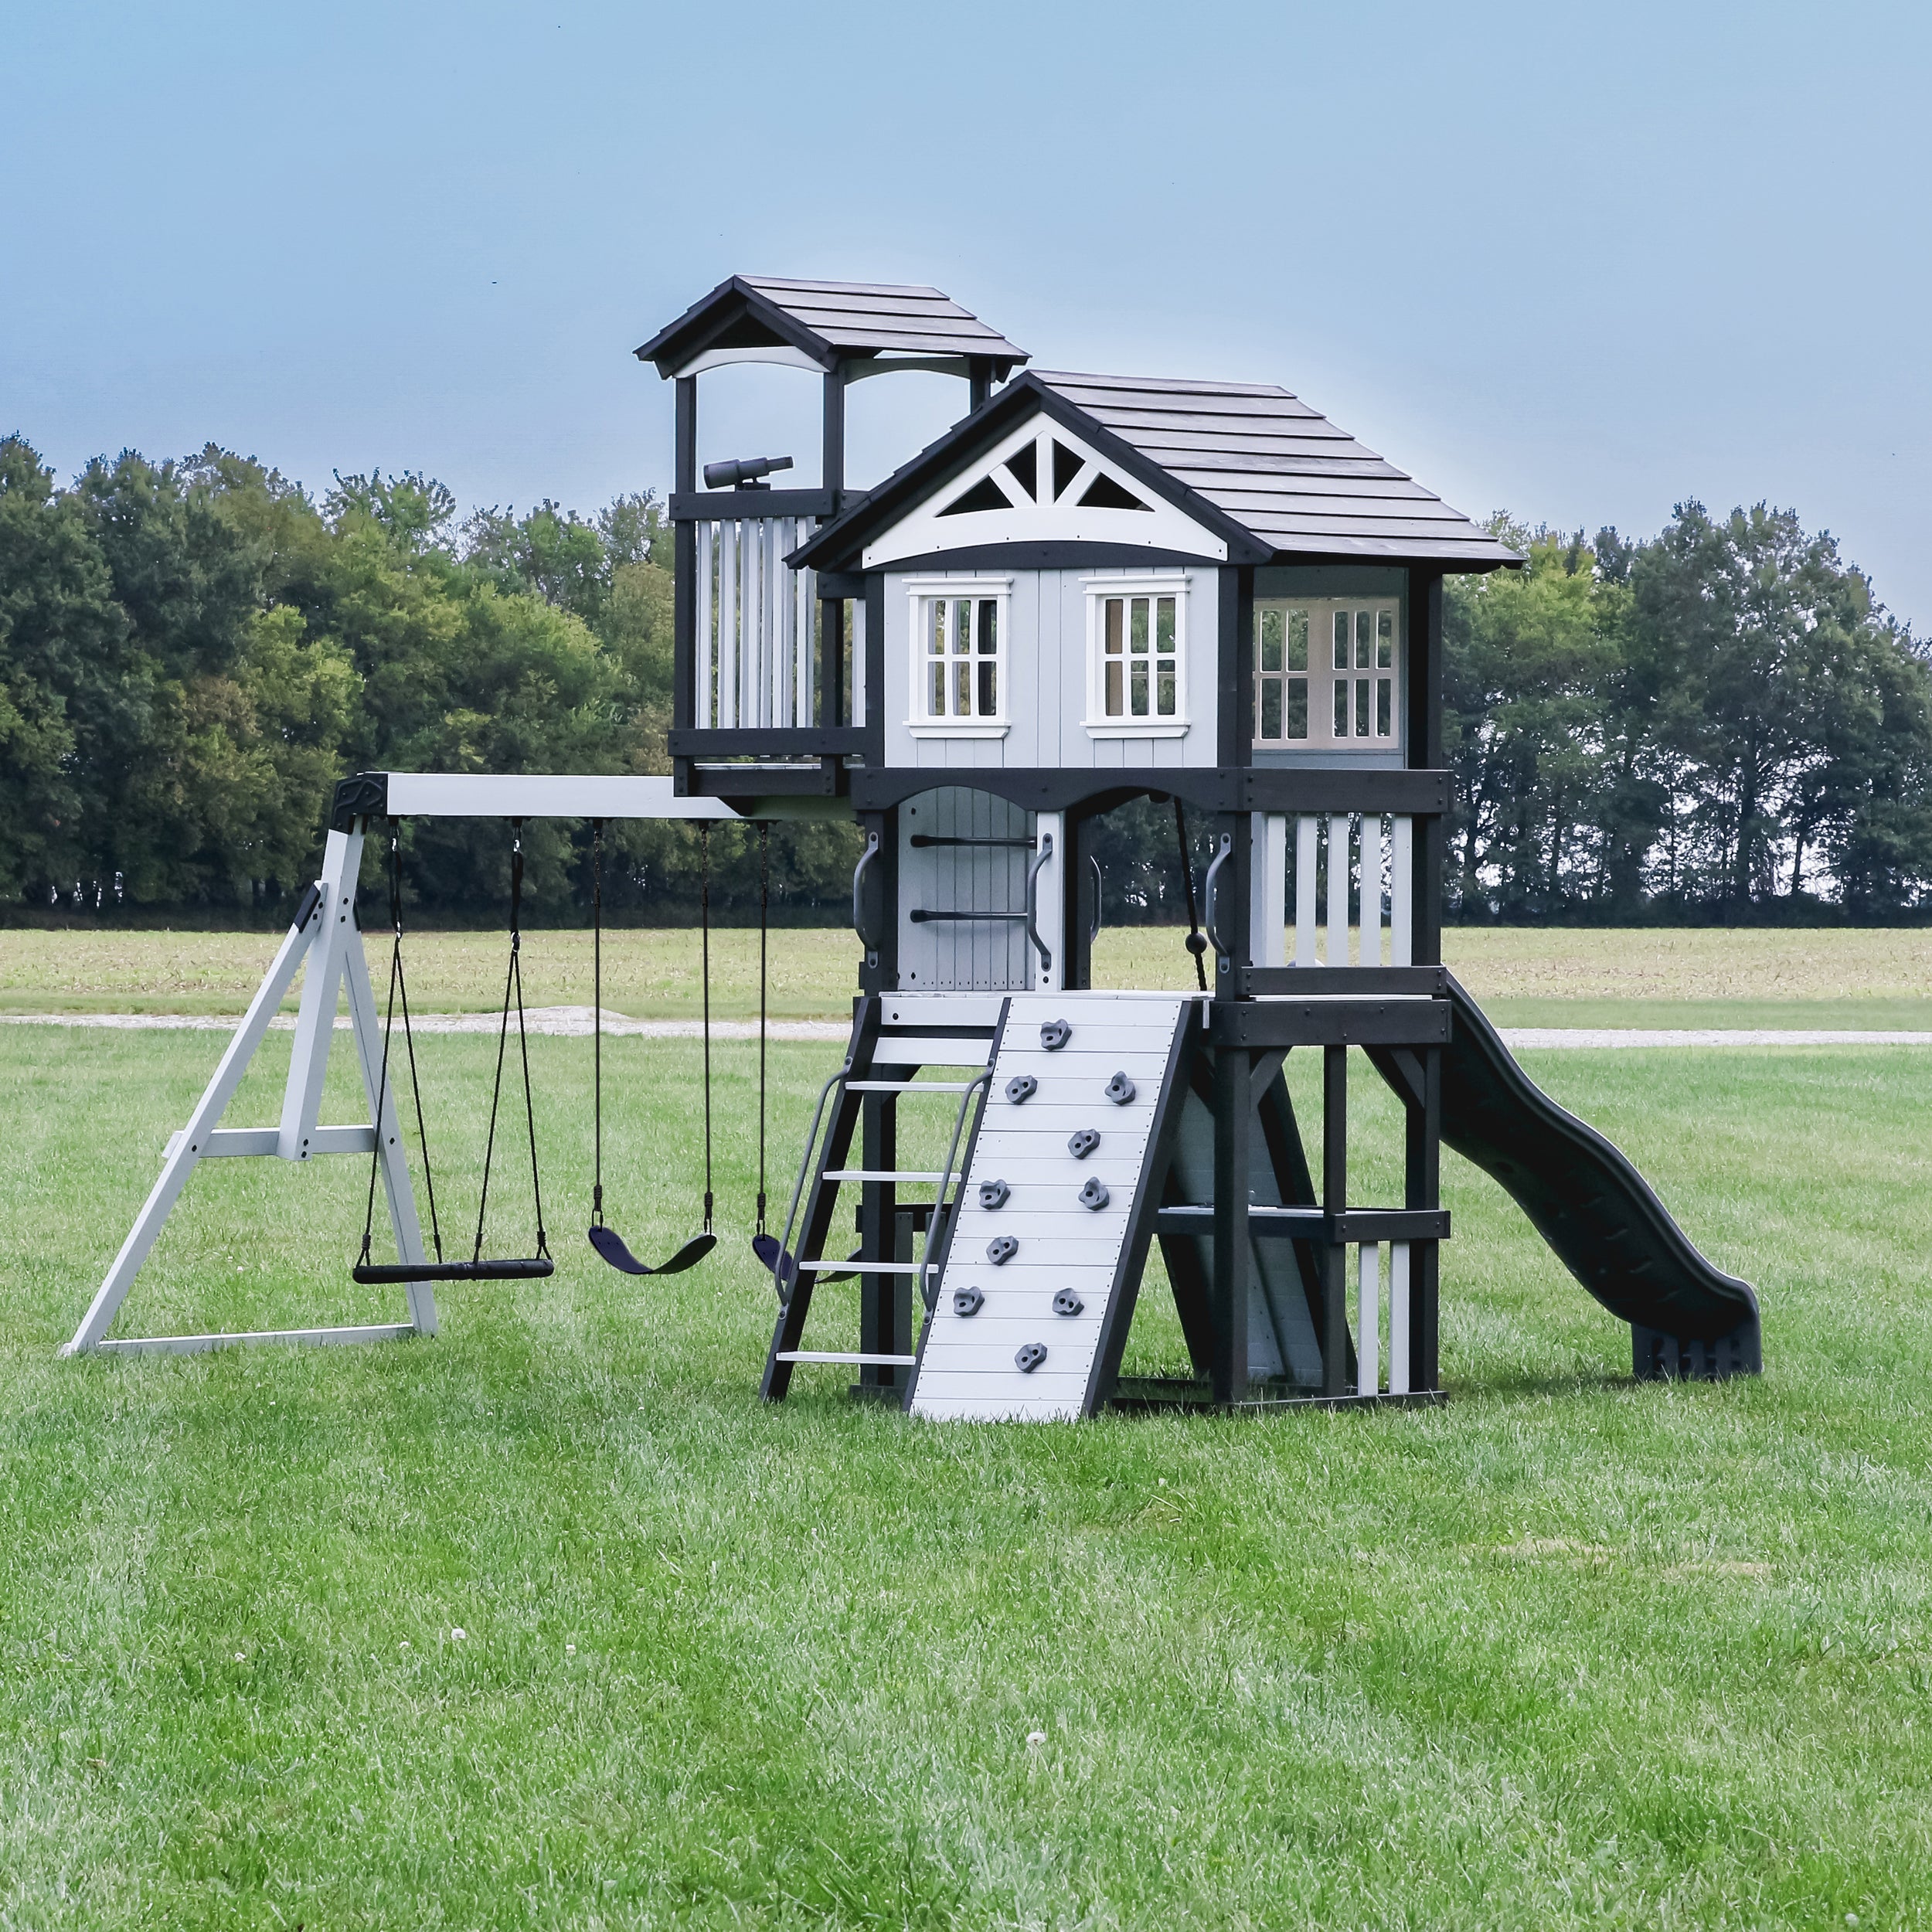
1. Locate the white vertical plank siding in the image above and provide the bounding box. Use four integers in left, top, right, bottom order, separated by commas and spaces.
696, 521, 716, 729
1388, 1242, 1411, 1394
1357, 1242, 1380, 1396
1362, 812, 1386, 967
1326, 815, 1351, 966
851, 596, 866, 727
1390, 815, 1413, 967
1250, 813, 1287, 968
719, 521, 739, 730
794, 526, 814, 726
1294, 815, 1319, 966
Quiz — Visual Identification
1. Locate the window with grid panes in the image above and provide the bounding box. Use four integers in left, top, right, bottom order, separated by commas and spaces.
1087, 583, 1185, 728
914, 591, 1004, 723
1253, 600, 1398, 747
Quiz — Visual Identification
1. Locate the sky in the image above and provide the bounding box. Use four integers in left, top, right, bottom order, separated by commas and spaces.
6, 0, 1930, 625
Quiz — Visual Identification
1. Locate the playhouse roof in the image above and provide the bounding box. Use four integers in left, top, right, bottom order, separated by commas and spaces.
794, 369, 1519, 571
634, 275, 1030, 377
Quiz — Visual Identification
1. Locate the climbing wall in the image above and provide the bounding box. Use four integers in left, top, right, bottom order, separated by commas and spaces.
908, 992, 1193, 1421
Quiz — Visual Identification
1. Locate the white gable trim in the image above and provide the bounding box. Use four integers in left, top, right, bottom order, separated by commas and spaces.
861, 412, 1228, 569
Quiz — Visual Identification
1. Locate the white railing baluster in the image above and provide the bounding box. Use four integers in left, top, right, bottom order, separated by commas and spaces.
764, 519, 781, 728
1294, 815, 1318, 966
696, 521, 716, 729
1388, 1242, 1411, 1394
719, 522, 739, 730
1390, 815, 1413, 967
1326, 815, 1351, 965
851, 595, 866, 727
1362, 811, 1386, 967
795, 530, 814, 726
1358, 1242, 1381, 1396
1250, 813, 1287, 968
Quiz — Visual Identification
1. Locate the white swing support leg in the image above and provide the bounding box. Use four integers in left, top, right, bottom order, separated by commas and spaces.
60, 822, 436, 1358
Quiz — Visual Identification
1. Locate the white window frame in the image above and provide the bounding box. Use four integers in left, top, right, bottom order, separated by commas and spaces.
904, 577, 1012, 740
1083, 574, 1190, 739
1253, 597, 1400, 751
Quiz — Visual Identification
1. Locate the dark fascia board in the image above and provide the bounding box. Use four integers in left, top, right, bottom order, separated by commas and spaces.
1264, 545, 1522, 575
634, 277, 841, 376
790, 373, 1273, 573
848, 765, 1449, 817
858, 542, 1228, 574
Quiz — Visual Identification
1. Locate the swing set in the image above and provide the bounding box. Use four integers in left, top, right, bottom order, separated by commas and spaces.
61, 773, 775, 1358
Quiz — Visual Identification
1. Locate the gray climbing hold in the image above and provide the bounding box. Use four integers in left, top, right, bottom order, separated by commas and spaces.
1052, 1288, 1084, 1317
1005, 1074, 1037, 1104
1077, 1176, 1111, 1211
953, 1284, 985, 1318
987, 1236, 1019, 1266
1015, 1342, 1048, 1374
1067, 1128, 1101, 1160
1104, 1071, 1137, 1106
1039, 1019, 1071, 1050
978, 1178, 1010, 1210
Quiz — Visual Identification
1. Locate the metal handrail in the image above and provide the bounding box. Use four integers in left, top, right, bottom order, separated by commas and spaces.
1203, 832, 1234, 963
851, 832, 881, 957
1025, 832, 1054, 978
770, 1057, 853, 1304
920, 1069, 994, 1311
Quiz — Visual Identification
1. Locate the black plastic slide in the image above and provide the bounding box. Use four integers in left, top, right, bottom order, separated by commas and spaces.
1379, 976, 1760, 1379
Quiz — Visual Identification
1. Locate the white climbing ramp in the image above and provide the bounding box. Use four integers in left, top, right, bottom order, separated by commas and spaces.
909, 992, 1195, 1421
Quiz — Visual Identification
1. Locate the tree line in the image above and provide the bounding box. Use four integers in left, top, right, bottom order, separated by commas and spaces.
2, 431, 1927, 925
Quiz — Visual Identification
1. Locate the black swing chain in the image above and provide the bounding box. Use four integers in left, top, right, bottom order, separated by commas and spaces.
590, 819, 604, 1229
473, 825, 550, 1265
359, 822, 444, 1268
1175, 797, 1209, 994
700, 821, 714, 1234
756, 820, 770, 1236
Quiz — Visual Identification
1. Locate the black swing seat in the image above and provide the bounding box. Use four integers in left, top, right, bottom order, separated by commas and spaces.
352, 1257, 555, 1285
588, 1225, 715, 1276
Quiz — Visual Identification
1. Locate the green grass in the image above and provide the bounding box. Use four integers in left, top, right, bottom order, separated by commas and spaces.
6, 1022, 1932, 1924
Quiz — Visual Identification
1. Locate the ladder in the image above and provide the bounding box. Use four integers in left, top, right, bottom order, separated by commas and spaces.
907, 992, 1196, 1421
760, 995, 1002, 1400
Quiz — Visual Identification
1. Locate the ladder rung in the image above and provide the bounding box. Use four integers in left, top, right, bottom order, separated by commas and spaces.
846, 1080, 979, 1092
796, 1260, 929, 1274
776, 1352, 918, 1366
822, 1169, 947, 1182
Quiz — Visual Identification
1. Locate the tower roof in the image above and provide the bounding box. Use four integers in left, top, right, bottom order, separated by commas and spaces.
635, 275, 1029, 377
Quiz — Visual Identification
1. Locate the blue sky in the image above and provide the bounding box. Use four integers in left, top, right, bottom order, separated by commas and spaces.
7, 1, 1929, 624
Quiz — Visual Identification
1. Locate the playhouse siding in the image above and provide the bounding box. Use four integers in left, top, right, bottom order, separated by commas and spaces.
880, 565, 1221, 772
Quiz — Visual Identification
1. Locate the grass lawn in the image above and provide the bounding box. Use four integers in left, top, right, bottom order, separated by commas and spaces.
5, 1014, 1932, 1925
3, 923, 1930, 1029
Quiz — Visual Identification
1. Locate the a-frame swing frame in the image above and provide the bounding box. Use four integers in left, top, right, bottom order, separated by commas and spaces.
63, 818, 437, 1355
63, 774, 747, 1359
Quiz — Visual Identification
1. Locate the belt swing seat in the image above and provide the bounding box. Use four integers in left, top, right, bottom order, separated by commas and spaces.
352, 823, 554, 1286
583, 818, 717, 1277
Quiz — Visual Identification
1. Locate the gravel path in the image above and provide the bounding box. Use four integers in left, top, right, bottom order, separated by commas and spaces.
5, 1010, 1930, 1048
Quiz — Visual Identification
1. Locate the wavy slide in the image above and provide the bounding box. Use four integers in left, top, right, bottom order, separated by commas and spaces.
1377, 977, 1760, 1379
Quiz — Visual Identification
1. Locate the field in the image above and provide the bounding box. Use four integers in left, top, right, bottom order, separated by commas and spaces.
4, 932, 1932, 1925
5, 922, 1932, 1029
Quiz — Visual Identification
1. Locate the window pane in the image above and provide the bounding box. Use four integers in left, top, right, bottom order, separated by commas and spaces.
1377, 609, 1393, 668
1131, 660, 1148, 716
1355, 677, 1369, 736
930, 662, 946, 715
978, 660, 998, 716
1356, 609, 1372, 669
1105, 599, 1123, 655
1260, 679, 1282, 739
1333, 611, 1349, 669
1157, 597, 1175, 654
928, 600, 945, 655
1131, 598, 1149, 655
1286, 678, 1308, 739
1376, 675, 1392, 736
1260, 607, 1284, 672
955, 661, 971, 715
979, 600, 998, 654
1333, 680, 1349, 736
954, 601, 971, 655
1105, 660, 1124, 714
1288, 609, 1308, 672
1158, 662, 1175, 716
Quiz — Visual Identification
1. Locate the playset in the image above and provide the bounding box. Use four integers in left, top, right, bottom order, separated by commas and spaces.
66, 274, 1760, 1412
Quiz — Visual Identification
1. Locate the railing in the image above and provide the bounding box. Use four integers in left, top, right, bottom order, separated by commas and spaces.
1352, 1239, 1413, 1396
1250, 812, 1414, 969
692, 516, 863, 733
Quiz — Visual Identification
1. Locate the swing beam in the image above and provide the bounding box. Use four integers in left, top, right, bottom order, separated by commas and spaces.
63, 774, 745, 1359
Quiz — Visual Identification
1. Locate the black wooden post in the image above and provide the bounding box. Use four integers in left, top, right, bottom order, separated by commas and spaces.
1410, 1043, 1442, 1392
672, 376, 698, 787
1409, 570, 1445, 967
821, 366, 845, 505
968, 356, 992, 411
1210, 1038, 1250, 1404
1321, 1043, 1349, 1397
